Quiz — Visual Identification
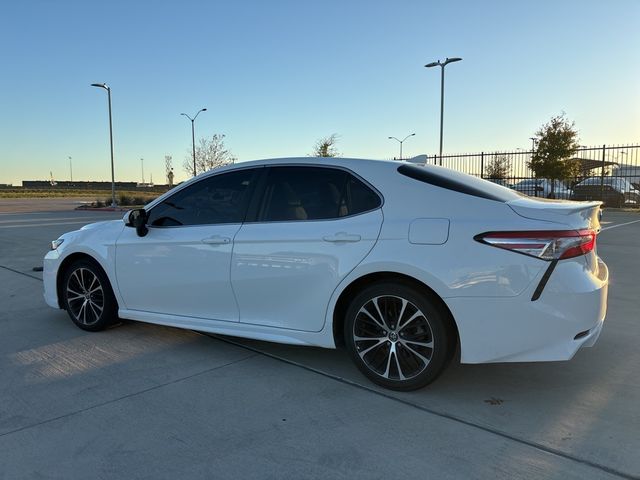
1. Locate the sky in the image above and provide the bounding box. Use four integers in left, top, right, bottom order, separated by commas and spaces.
0, 0, 638, 185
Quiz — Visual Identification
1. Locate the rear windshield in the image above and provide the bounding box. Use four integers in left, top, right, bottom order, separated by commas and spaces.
397, 164, 522, 202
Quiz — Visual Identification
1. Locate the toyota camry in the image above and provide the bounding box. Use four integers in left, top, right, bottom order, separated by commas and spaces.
44, 158, 608, 390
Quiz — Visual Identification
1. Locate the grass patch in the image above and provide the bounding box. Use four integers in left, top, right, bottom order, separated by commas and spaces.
0, 188, 164, 200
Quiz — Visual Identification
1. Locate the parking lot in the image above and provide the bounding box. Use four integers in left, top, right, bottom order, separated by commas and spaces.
1, 204, 638, 479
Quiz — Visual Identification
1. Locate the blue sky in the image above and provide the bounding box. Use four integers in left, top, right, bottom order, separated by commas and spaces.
0, 0, 638, 185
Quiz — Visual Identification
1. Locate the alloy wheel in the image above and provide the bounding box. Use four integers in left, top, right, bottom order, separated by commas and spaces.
66, 267, 104, 326
353, 295, 434, 381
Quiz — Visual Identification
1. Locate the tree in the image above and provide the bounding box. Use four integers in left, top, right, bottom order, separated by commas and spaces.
311, 134, 340, 157
528, 114, 581, 198
485, 154, 510, 179
183, 133, 236, 176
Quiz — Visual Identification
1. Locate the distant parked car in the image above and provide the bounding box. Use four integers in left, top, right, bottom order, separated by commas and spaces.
487, 178, 513, 188
513, 179, 572, 199
611, 164, 640, 191
571, 177, 640, 207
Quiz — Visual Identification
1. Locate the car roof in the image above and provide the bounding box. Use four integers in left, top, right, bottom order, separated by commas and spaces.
204, 157, 397, 172
148, 157, 534, 211
145, 157, 400, 210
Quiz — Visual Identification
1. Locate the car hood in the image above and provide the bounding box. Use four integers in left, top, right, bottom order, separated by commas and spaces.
80, 219, 121, 231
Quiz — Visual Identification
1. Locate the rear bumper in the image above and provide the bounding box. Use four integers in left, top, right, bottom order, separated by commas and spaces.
447, 257, 608, 363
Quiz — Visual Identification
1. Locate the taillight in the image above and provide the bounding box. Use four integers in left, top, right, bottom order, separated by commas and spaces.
475, 229, 596, 261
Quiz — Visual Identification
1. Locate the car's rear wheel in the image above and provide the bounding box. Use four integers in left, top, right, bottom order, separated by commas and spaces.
344, 282, 452, 391
62, 259, 118, 331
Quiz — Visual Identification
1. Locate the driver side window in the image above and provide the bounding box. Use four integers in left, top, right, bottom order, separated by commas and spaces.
147, 168, 258, 227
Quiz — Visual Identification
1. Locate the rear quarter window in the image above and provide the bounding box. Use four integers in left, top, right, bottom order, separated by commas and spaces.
343, 175, 382, 216
397, 164, 522, 202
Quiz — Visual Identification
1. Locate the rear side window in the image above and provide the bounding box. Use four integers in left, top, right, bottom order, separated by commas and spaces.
148, 169, 257, 226
258, 166, 381, 222
398, 164, 522, 202
345, 175, 381, 215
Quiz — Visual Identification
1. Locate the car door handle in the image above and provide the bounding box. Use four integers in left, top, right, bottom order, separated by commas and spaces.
201, 235, 231, 245
323, 232, 361, 243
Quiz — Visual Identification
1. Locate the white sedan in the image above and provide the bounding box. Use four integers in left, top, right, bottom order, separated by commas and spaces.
44, 158, 609, 390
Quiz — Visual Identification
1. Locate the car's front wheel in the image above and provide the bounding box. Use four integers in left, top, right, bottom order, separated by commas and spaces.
62, 259, 118, 331
344, 282, 453, 391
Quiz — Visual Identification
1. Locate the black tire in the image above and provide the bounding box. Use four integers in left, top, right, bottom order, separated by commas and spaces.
344, 281, 453, 391
61, 258, 118, 331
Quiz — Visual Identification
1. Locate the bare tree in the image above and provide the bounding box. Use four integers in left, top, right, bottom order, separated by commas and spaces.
485, 154, 511, 179
183, 133, 236, 176
311, 134, 340, 157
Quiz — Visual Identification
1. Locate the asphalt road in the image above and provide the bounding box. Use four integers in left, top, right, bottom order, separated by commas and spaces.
0, 206, 639, 479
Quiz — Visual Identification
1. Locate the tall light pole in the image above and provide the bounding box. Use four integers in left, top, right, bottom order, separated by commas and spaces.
425, 57, 462, 164
388, 133, 416, 160
140, 158, 145, 184
68, 156, 73, 182
91, 83, 116, 207
181, 108, 207, 176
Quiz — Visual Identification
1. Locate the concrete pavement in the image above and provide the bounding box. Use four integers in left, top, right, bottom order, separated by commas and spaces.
0, 206, 638, 479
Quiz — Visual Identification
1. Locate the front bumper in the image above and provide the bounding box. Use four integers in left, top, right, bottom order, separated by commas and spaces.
447, 257, 609, 364
43, 249, 62, 309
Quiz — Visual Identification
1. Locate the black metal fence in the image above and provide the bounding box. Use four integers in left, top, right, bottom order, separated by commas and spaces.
425, 144, 640, 207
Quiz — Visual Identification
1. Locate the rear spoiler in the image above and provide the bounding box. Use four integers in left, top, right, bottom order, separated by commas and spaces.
506, 198, 602, 232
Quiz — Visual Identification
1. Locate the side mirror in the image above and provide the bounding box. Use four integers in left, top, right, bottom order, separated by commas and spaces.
127, 208, 149, 237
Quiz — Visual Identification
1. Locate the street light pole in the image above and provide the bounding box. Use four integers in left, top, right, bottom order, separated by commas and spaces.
91, 83, 116, 207
68, 156, 73, 182
388, 133, 416, 160
425, 57, 462, 165
181, 108, 207, 176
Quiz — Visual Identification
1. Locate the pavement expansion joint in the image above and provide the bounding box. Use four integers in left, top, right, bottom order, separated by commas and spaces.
0, 264, 43, 281
0, 352, 258, 440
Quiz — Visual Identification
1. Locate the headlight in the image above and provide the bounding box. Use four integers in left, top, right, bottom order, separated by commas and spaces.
51, 239, 64, 250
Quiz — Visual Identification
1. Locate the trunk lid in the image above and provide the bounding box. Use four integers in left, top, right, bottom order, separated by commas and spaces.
507, 197, 602, 231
